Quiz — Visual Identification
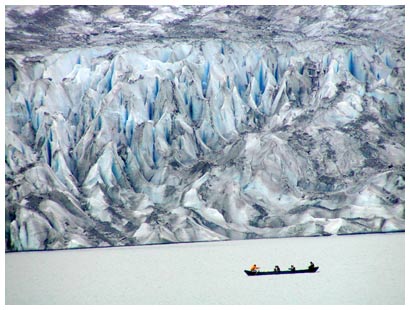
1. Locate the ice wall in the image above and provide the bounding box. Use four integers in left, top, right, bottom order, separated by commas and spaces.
5, 38, 405, 251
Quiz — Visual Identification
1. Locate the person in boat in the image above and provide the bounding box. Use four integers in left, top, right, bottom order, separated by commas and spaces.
289, 265, 296, 272
274, 265, 280, 272
308, 262, 315, 271
250, 264, 260, 272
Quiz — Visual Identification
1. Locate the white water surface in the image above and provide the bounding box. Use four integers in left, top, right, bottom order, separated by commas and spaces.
5, 233, 404, 305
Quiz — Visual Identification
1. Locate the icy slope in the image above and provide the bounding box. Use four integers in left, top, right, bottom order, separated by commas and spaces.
5, 6, 405, 251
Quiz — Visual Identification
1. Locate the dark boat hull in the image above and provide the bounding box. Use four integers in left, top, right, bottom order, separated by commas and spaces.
244, 266, 319, 276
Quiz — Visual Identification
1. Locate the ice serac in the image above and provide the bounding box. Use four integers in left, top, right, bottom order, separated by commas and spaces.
5, 5, 405, 251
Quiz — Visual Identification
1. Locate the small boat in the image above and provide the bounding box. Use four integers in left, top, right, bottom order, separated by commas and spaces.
244, 266, 319, 276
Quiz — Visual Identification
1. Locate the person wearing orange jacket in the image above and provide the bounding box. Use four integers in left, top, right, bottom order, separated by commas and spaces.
250, 264, 260, 272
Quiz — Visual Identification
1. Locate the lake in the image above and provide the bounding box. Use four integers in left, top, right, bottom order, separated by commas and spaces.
5, 232, 404, 304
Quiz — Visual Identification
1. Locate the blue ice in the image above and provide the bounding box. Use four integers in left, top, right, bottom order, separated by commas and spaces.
202, 62, 210, 97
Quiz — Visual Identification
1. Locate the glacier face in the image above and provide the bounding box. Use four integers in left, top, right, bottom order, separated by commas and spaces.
5, 5, 405, 251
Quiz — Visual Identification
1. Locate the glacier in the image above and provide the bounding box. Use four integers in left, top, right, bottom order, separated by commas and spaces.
5, 5, 405, 251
